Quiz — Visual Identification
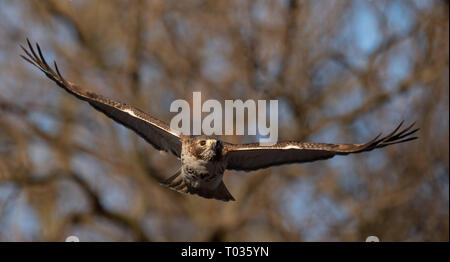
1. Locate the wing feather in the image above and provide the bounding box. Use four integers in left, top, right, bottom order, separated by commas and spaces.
224, 121, 418, 171
21, 39, 182, 157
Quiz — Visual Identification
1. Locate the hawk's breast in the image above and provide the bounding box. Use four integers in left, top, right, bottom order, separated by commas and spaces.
181, 147, 225, 190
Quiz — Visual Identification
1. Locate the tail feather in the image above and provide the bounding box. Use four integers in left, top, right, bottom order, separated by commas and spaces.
161, 170, 235, 202
211, 182, 235, 202
161, 169, 189, 194
196, 181, 236, 202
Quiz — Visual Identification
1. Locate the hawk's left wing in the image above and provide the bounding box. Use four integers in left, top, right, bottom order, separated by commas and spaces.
20, 40, 182, 157
224, 122, 418, 171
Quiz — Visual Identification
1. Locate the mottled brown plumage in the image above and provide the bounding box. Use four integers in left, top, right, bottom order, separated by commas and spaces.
21, 39, 419, 202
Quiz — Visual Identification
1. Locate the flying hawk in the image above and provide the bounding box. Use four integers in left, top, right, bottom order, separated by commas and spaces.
20, 40, 419, 202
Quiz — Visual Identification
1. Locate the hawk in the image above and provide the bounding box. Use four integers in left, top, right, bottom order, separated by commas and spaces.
20, 40, 419, 202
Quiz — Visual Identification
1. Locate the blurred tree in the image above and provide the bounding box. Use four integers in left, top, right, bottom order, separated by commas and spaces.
0, 0, 448, 241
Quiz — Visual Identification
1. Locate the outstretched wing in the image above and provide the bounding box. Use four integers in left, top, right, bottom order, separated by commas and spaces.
224, 121, 418, 171
21, 39, 182, 157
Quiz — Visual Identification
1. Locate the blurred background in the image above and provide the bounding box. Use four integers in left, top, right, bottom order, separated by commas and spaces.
0, 0, 448, 241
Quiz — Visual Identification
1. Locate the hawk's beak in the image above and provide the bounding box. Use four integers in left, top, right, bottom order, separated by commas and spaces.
213, 140, 223, 155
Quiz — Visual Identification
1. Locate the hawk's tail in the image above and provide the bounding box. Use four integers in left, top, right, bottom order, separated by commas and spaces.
192, 181, 235, 202
209, 182, 235, 202
161, 170, 235, 202
161, 169, 189, 194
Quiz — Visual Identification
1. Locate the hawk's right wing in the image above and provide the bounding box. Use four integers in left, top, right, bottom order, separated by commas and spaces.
224, 121, 418, 171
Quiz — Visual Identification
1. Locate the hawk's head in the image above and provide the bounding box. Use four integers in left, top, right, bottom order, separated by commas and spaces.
188, 136, 223, 161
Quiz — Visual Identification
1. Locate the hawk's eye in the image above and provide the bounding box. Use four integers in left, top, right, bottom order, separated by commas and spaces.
200, 140, 206, 146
